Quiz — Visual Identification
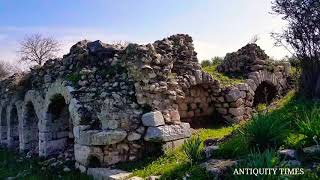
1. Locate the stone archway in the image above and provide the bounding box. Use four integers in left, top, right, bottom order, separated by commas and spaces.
21, 102, 40, 154
252, 81, 278, 107
177, 85, 215, 128
43, 94, 73, 156
8, 105, 19, 149
0, 107, 7, 144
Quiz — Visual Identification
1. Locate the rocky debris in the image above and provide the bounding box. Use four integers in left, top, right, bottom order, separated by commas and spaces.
204, 145, 220, 159
201, 159, 237, 178
284, 160, 302, 167
303, 145, 320, 155
86, 168, 132, 180
278, 149, 298, 160
217, 43, 270, 74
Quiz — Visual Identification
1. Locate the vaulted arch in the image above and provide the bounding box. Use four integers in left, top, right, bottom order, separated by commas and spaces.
41, 94, 73, 156
0, 106, 8, 145
20, 102, 40, 155
8, 105, 19, 149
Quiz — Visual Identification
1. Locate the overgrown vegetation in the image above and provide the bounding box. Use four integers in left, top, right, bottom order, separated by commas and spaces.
202, 65, 244, 87
200, 56, 224, 67
272, 0, 320, 98
182, 136, 204, 165
117, 90, 320, 179
0, 148, 91, 179
296, 104, 320, 145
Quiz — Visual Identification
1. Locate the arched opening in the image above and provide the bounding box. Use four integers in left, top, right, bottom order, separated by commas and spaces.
46, 94, 73, 156
23, 102, 39, 154
253, 81, 278, 107
8, 105, 19, 149
0, 107, 7, 144
177, 85, 216, 128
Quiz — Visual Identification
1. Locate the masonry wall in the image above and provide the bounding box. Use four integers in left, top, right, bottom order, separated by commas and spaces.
0, 34, 291, 172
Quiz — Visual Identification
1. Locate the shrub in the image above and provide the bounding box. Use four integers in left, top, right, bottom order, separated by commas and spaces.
211, 56, 224, 65
182, 136, 204, 165
217, 136, 249, 158
240, 113, 290, 149
200, 60, 212, 67
296, 105, 320, 145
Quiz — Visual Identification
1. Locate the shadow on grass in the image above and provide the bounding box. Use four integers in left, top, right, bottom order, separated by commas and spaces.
0, 148, 92, 180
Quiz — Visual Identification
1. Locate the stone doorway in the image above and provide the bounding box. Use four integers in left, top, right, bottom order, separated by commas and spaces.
22, 102, 40, 154
178, 85, 215, 128
8, 105, 19, 149
253, 81, 278, 107
44, 94, 73, 157
0, 107, 7, 144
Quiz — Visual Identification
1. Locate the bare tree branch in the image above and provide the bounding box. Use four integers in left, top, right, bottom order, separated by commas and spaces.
18, 33, 60, 66
0, 60, 21, 79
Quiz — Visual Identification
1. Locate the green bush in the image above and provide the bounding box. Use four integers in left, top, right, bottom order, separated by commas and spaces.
296, 105, 320, 145
240, 113, 290, 149
217, 136, 249, 158
200, 60, 212, 67
182, 136, 204, 165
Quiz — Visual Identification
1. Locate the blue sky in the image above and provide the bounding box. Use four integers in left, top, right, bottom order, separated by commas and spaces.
0, 0, 289, 65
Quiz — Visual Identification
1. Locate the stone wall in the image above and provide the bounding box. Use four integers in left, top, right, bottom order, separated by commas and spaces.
0, 34, 291, 172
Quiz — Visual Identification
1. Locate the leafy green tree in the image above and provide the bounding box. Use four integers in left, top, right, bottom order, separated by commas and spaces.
200, 59, 212, 67
272, 0, 320, 98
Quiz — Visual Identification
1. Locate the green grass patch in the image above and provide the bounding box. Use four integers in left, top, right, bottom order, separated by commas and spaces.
0, 148, 91, 179
196, 124, 237, 142
202, 65, 244, 87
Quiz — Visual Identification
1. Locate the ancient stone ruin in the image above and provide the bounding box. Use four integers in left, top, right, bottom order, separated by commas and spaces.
0, 34, 290, 171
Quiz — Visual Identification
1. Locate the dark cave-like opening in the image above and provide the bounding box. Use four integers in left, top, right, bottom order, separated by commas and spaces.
253, 81, 278, 107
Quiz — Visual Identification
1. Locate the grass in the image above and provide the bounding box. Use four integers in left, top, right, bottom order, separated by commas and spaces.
117, 91, 311, 179
241, 113, 290, 149
0, 148, 92, 180
296, 104, 320, 145
227, 149, 283, 180
117, 124, 236, 179
182, 136, 204, 165
202, 65, 244, 87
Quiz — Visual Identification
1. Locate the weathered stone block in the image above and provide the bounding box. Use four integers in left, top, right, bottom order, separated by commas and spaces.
127, 132, 141, 141
216, 108, 227, 115
144, 123, 191, 142
225, 89, 241, 102
91, 131, 127, 145
230, 98, 243, 108
142, 111, 165, 127
229, 107, 244, 117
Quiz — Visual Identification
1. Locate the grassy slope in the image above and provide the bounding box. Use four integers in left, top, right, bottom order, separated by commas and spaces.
218, 90, 320, 179
118, 90, 313, 179
202, 65, 244, 87
0, 149, 91, 180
